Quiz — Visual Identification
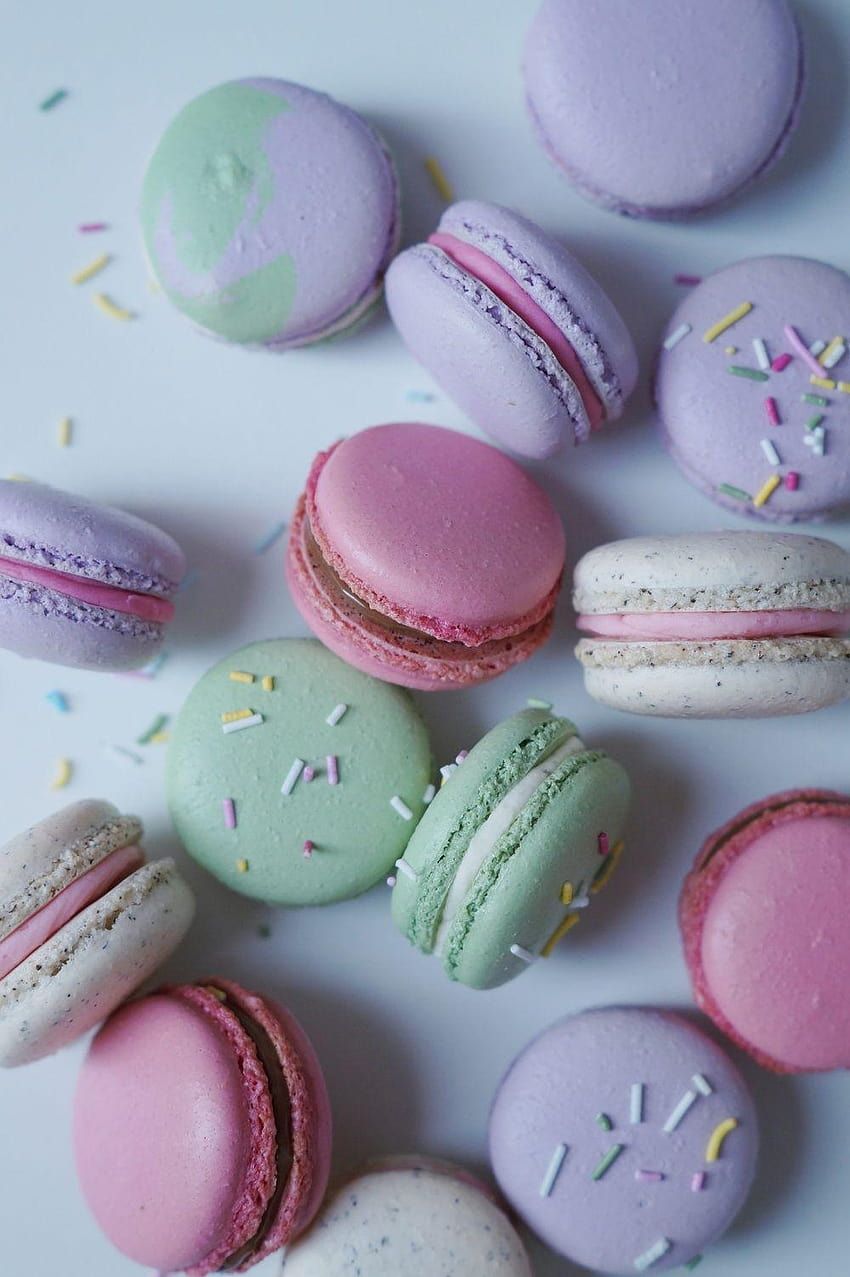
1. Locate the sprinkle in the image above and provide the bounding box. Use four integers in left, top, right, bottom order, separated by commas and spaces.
302, 840, 314, 858
40, 88, 68, 111
58, 416, 73, 446
455, 749, 469, 764
105, 743, 143, 765
510, 943, 537, 964
390, 795, 414, 821
45, 690, 69, 713
539, 1143, 568, 1197
423, 783, 436, 804
803, 392, 829, 406
630, 1083, 644, 1125
150, 731, 170, 745
752, 338, 770, 370
634, 1238, 671, 1271
93, 292, 134, 321
440, 763, 458, 782
254, 520, 287, 554
326, 702, 348, 726
820, 337, 847, 368
771, 352, 792, 372
136, 651, 168, 678
222, 799, 237, 829
303, 765, 316, 783
386, 875, 397, 887
785, 471, 800, 490
718, 483, 752, 502
236, 858, 249, 873
175, 568, 201, 594
222, 712, 264, 735
597, 831, 610, 857
71, 253, 111, 285
805, 427, 826, 457
79, 222, 108, 233
692, 1073, 713, 1096
424, 155, 454, 201
728, 364, 769, 382
592, 1144, 625, 1181
540, 912, 581, 957
691, 1172, 706, 1192
806, 413, 825, 432
405, 389, 436, 403
684, 1258, 703, 1272
810, 374, 836, 390
257, 924, 272, 939
229, 670, 255, 684
137, 713, 169, 744
674, 273, 702, 286
592, 840, 625, 893
281, 758, 305, 796
753, 474, 781, 508
764, 396, 780, 426
724, 345, 737, 355
394, 859, 418, 882
635, 1170, 664, 1183
560, 882, 574, 905
50, 758, 72, 789
705, 1117, 739, 1163
221, 708, 255, 724
261, 675, 274, 692
663, 322, 691, 350
809, 338, 827, 357
784, 325, 827, 375
663, 1089, 699, 1133
596, 1113, 613, 1131
703, 301, 752, 343
760, 438, 780, 466
527, 697, 553, 709
839, 381, 850, 394
204, 985, 227, 1002
326, 754, 339, 786
570, 893, 591, 910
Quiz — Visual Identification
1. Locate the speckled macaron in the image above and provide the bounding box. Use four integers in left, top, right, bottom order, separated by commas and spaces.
167, 638, 432, 905
141, 78, 399, 347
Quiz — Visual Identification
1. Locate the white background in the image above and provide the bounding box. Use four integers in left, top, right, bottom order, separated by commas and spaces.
1, 2, 849, 1274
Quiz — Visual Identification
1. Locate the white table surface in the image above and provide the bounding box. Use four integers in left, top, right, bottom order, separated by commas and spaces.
1, 2, 849, 1274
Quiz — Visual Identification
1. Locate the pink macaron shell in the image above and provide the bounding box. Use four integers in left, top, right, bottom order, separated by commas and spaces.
0, 555, 175, 623
577, 608, 850, 641
306, 425, 565, 644
680, 789, 850, 1073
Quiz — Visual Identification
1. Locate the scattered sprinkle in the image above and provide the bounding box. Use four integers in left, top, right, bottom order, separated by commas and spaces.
785, 471, 800, 491
135, 651, 168, 678
94, 292, 134, 321
326, 754, 339, 786
760, 438, 780, 466
728, 364, 769, 382
105, 743, 143, 766
724, 345, 737, 355
703, 302, 752, 343
592, 1144, 625, 1182
303, 765, 316, 783
390, 794, 413, 821
302, 840, 315, 858
281, 758, 305, 796
635, 1170, 664, 1183
221, 708, 255, 724
40, 88, 68, 112
674, 273, 702, 286
634, 1238, 671, 1271
752, 338, 770, 370
229, 670, 255, 684
405, 389, 436, 403
527, 697, 553, 709
806, 413, 825, 433
803, 392, 829, 406
820, 336, 847, 368
809, 338, 827, 357
753, 474, 781, 508
45, 690, 69, 713
810, 374, 837, 390
592, 840, 625, 893
560, 882, 574, 905
630, 1082, 645, 1125
254, 520, 287, 554
261, 675, 275, 692
236, 858, 249, 873
424, 155, 454, 202
663, 322, 691, 351
771, 352, 792, 372
50, 757, 72, 789
440, 763, 458, 782
150, 731, 170, 745
663, 1089, 699, 1133
540, 912, 580, 956
804, 426, 826, 457
684, 1258, 703, 1272
71, 253, 111, 285
204, 985, 227, 1002
691, 1171, 706, 1192
175, 568, 201, 593
326, 702, 348, 726
838, 381, 850, 394
57, 416, 73, 446
597, 831, 610, 857
785, 325, 828, 375
222, 798, 237, 829
79, 222, 108, 234
705, 1117, 739, 1163
423, 783, 436, 804
455, 749, 469, 764
596, 1113, 613, 1132
718, 482, 752, 502
386, 874, 397, 887
692, 1074, 713, 1096
539, 1143, 569, 1197
394, 858, 418, 883
764, 396, 780, 426
137, 713, 169, 744
509, 943, 537, 964
222, 712, 263, 735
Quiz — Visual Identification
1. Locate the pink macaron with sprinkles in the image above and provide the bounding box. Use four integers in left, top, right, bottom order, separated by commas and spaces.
681, 789, 850, 1074
74, 979, 332, 1273
286, 423, 566, 690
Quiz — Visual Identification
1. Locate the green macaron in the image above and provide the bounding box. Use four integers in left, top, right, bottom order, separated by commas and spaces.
167, 638, 432, 905
390, 709, 630, 989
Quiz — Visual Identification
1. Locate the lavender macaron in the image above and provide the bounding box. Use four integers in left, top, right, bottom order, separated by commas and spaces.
0, 480, 185, 671
386, 200, 637, 458
141, 78, 400, 348
523, 0, 804, 219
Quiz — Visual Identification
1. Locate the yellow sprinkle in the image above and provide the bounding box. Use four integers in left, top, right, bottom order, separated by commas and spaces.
810, 374, 836, 390
753, 474, 781, 508
57, 416, 72, 447
93, 292, 134, 321
591, 841, 625, 894
261, 675, 275, 692
236, 858, 249, 873
204, 985, 227, 1002
149, 731, 170, 745
221, 708, 254, 724
229, 670, 255, 684
724, 346, 737, 355
6, 473, 31, 482
818, 336, 845, 366
705, 1117, 739, 1163
560, 882, 574, 905
50, 757, 72, 790
424, 155, 454, 202
71, 252, 111, 285
541, 912, 581, 958
839, 381, 850, 394
703, 302, 753, 343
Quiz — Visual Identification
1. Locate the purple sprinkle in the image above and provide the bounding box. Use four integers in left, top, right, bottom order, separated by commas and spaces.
79, 222, 109, 233
303, 765, 315, 783
635, 1170, 664, 1183
327, 754, 339, 786
456, 749, 469, 763
674, 273, 702, 286
771, 352, 793, 372
303, 840, 314, 858
222, 798, 236, 829
691, 1172, 706, 1192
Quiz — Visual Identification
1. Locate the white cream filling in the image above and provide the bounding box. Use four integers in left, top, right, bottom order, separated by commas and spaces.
434, 735, 585, 955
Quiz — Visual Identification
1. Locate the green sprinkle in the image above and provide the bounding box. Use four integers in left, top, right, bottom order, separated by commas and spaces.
728, 365, 769, 382
806, 414, 825, 432
684, 1258, 704, 1271
718, 483, 752, 502
257, 924, 272, 939
40, 88, 68, 112
137, 713, 170, 745
803, 393, 829, 406
596, 1113, 613, 1131
527, 697, 553, 710
592, 1144, 625, 1181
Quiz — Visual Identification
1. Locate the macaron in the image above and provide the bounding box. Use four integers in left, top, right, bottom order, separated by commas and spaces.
523, 0, 804, 219
0, 478, 185, 670
489, 1006, 758, 1275
283, 1156, 531, 1276
680, 788, 850, 1074
385, 200, 638, 458
286, 423, 566, 689
574, 531, 850, 717
74, 979, 332, 1274
141, 78, 399, 347
391, 708, 630, 988
0, 800, 194, 1067
167, 638, 432, 905
656, 256, 850, 521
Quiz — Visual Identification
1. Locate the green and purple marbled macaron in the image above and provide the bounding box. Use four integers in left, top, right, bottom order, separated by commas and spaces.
141, 78, 400, 348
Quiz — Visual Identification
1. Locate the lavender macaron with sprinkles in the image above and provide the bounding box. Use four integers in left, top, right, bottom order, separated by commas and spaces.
655, 256, 850, 521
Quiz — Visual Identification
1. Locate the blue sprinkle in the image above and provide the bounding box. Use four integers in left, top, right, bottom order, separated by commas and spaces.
405, 389, 436, 403
254, 521, 287, 554
45, 690, 69, 712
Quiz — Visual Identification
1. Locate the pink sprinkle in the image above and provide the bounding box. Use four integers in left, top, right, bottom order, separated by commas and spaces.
635, 1170, 664, 1183
303, 765, 315, 783
78, 222, 108, 233
326, 754, 339, 786
386, 874, 397, 887
785, 471, 800, 491
597, 831, 610, 857
674, 274, 702, 286
691, 1172, 706, 1192
303, 840, 315, 858
771, 352, 792, 372
784, 325, 825, 376
456, 750, 469, 764
764, 397, 781, 426
222, 798, 236, 829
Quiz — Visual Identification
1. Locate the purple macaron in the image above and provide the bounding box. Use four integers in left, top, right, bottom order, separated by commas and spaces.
0, 480, 185, 671
489, 1007, 758, 1274
385, 200, 638, 458
141, 78, 399, 348
523, 0, 805, 219
656, 256, 850, 522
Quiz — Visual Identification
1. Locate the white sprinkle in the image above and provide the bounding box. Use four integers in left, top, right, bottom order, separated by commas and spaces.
630, 1082, 645, 1125
809, 338, 827, 356
394, 858, 418, 882
805, 426, 826, 456
539, 1143, 568, 1197
752, 337, 770, 370
422, 783, 436, 804
663, 322, 691, 351
390, 795, 414, 821
326, 703, 348, 726
822, 340, 847, 369
104, 743, 143, 766
570, 894, 591, 910
440, 763, 458, 781
760, 438, 780, 465
663, 1089, 699, 1133
280, 757, 305, 796
692, 1073, 713, 1096
510, 943, 537, 964
385, 874, 397, 887
222, 712, 264, 735
634, 1237, 671, 1271
527, 697, 553, 710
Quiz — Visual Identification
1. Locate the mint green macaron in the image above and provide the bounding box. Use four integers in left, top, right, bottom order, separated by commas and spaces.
167, 639, 431, 905
390, 709, 630, 989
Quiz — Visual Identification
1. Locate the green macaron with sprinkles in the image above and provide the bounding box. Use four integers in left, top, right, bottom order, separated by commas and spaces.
167, 638, 432, 905
390, 708, 630, 989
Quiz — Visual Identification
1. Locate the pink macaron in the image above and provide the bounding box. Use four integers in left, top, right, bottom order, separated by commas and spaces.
74, 979, 332, 1274
680, 789, 850, 1074
285, 422, 566, 690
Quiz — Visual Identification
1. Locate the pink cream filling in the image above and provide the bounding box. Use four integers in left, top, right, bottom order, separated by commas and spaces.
577, 608, 850, 641
0, 555, 174, 624
0, 843, 145, 981
428, 230, 605, 430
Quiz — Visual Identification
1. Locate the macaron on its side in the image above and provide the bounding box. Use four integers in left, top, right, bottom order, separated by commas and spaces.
680, 789, 850, 1074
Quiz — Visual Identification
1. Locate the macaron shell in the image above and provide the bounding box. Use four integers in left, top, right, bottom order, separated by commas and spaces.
0, 860, 194, 1067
